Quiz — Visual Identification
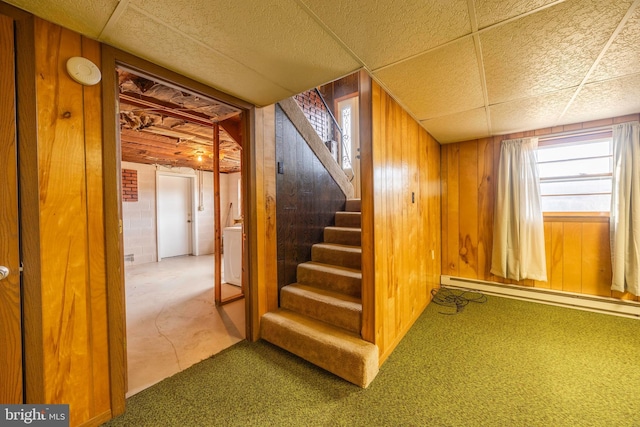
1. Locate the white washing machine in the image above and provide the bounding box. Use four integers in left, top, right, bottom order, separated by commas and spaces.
223, 225, 242, 286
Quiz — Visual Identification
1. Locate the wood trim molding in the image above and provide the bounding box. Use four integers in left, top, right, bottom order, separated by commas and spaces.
358, 70, 375, 344
13, 10, 46, 405
100, 45, 127, 417
278, 97, 355, 199
543, 212, 609, 223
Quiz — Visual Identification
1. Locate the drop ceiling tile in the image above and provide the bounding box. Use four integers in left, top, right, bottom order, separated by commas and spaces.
474, 0, 558, 29
561, 73, 640, 125
421, 108, 489, 144
373, 37, 484, 120
481, 0, 633, 105
129, 0, 360, 95
4, 0, 119, 38
101, 7, 293, 106
589, 5, 640, 83
490, 89, 574, 135
300, 0, 471, 69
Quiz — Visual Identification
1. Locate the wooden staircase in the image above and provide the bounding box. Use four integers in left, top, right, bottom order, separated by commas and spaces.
261, 199, 379, 387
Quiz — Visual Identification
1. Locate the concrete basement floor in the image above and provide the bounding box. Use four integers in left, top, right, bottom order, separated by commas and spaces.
125, 254, 245, 396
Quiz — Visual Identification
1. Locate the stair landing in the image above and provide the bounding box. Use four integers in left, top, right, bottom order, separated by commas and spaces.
261, 310, 378, 388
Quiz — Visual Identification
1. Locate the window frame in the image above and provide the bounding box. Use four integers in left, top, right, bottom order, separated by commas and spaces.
537, 128, 612, 217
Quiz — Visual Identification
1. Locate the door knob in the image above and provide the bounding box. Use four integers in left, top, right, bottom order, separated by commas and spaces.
0, 266, 9, 280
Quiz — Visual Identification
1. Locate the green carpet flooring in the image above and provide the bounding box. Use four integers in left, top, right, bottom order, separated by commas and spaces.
103, 294, 640, 426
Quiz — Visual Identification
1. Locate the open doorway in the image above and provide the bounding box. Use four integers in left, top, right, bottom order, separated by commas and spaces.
116, 68, 245, 395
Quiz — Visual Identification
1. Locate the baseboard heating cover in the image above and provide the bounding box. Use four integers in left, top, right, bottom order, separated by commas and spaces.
441, 275, 640, 319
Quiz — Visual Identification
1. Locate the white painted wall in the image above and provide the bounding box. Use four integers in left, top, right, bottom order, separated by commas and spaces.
122, 163, 224, 265
197, 171, 215, 254
222, 172, 242, 227
122, 162, 157, 265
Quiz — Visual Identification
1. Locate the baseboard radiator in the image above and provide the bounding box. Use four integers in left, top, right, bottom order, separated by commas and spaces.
441, 275, 640, 319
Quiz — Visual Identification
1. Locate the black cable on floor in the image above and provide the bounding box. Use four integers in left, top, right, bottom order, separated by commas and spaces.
430, 287, 487, 315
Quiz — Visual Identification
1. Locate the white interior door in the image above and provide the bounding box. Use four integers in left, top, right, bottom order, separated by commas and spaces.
158, 174, 192, 258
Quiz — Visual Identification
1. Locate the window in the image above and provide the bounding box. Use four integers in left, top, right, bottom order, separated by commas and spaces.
537, 133, 612, 212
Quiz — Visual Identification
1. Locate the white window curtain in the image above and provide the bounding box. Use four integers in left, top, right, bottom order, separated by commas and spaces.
610, 121, 640, 296
490, 137, 547, 281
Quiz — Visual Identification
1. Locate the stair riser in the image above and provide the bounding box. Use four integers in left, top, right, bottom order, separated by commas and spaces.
312, 246, 361, 270
345, 199, 361, 212
280, 288, 361, 334
335, 212, 361, 228
297, 265, 361, 297
324, 228, 361, 246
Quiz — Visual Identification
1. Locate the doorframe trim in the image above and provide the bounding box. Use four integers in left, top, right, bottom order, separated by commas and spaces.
3, 4, 47, 404
101, 46, 255, 416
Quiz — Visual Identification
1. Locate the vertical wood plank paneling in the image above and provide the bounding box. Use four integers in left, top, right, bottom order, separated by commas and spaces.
274, 105, 346, 291
562, 223, 583, 293
408, 116, 421, 315
254, 106, 267, 315
418, 126, 429, 303
550, 222, 564, 291
430, 135, 441, 294
458, 141, 478, 278
385, 94, 397, 353
581, 222, 611, 297
24, 19, 114, 424
442, 117, 636, 301
34, 19, 93, 425
446, 144, 460, 276
477, 138, 494, 280
253, 104, 279, 334
81, 36, 110, 417
491, 137, 504, 284
371, 81, 385, 348
440, 144, 449, 277
0, 13, 22, 404
369, 82, 441, 363
262, 106, 278, 312
535, 222, 552, 289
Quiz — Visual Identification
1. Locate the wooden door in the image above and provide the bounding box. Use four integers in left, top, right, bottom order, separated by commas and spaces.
0, 13, 23, 404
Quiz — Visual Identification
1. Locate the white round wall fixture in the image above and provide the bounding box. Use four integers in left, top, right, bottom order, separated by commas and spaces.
66, 56, 101, 86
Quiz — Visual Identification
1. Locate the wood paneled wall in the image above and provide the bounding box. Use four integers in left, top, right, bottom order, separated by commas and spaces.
251, 104, 278, 338
441, 114, 640, 302
21, 18, 111, 426
361, 79, 441, 363
275, 104, 346, 290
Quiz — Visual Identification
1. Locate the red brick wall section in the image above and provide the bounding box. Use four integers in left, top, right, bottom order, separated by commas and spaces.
294, 90, 330, 141
122, 168, 138, 202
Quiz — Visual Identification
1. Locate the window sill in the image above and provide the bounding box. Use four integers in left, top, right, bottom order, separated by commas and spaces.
543, 212, 609, 223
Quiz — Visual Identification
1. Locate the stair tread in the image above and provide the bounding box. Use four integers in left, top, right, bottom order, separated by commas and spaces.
262, 309, 373, 349
296, 262, 361, 298
281, 284, 362, 333
312, 243, 362, 270
324, 226, 361, 232
313, 242, 362, 252
299, 261, 362, 276
283, 283, 362, 307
